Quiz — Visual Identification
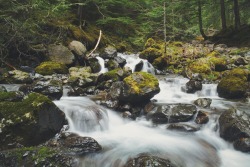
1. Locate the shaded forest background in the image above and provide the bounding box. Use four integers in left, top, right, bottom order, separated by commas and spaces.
0, 0, 249, 67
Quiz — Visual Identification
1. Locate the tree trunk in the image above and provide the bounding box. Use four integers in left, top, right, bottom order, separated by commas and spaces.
220, 0, 227, 30
198, 0, 207, 39
233, 0, 240, 30
164, 2, 167, 55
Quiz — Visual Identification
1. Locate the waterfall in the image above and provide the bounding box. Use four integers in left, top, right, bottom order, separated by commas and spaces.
96, 56, 108, 73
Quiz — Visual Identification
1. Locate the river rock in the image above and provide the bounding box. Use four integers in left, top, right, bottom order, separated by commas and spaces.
68, 66, 98, 88
35, 61, 68, 75
48, 44, 75, 65
114, 56, 126, 68
68, 40, 87, 56
106, 59, 120, 71
88, 58, 101, 73
233, 138, 250, 153
99, 45, 117, 59
219, 108, 250, 143
1, 70, 32, 84
123, 154, 178, 167
0, 146, 78, 167
193, 98, 212, 108
195, 110, 209, 124
121, 72, 160, 103
217, 75, 247, 99
0, 86, 7, 92
185, 79, 202, 93
0, 93, 65, 150
234, 57, 248, 66
167, 123, 200, 132
62, 133, 102, 155
0, 91, 24, 102
134, 60, 144, 72
146, 103, 197, 124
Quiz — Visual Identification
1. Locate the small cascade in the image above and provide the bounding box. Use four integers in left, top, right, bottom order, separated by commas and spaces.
118, 53, 155, 74
0, 84, 21, 92
54, 97, 109, 133
96, 56, 108, 73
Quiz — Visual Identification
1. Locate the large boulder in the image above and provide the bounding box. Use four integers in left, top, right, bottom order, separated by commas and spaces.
219, 108, 250, 143
68, 40, 87, 56
99, 45, 117, 59
0, 91, 24, 102
47, 44, 75, 65
61, 133, 102, 155
0, 93, 65, 150
146, 103, 197, 124
68, 66, 98, 88
139, 47, 162, 63
35, 61, 68, 75
217, 69, 248, 99
122, 72, 160, 103
0, 70, 32, 84
19, 79, 63, 100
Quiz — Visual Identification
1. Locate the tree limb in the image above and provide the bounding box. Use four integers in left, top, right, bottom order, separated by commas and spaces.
86, 30, 102, 58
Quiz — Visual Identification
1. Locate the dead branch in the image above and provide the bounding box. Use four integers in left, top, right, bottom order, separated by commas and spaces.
86, 30, 102, 58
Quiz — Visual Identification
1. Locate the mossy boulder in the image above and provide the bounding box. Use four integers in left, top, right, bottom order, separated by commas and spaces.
0, 93, 65, 150
139, 47, 162, 63
152, 56, 168, 71
35, 61, 68, 75
99, 45, 117, 59
0, 70, 32, 84
188, 58, 212, 74
47, 44, 75, 65
217, 75, 248, 99
68, 66, 98, 88
0, 91, 24, 102
88, 58, 101, 73
209, 56, 227, 71
0, 146, 77, 166
122, 72, 160, 103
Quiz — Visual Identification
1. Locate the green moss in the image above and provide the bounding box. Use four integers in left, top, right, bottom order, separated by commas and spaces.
102, 68, 123, 81
35, 61, 68, 75
188, 58, 212, 74
229, 68, 248, 80
152, 56, 168, 70
123, 72, 159, 94
229, 48, 249, 55
207, 51, 220, 57
0, 93, 52, 126
144, 38, 156, 49
0, 92, 21, 101
217, 76, 248, 98
8, 146, 56, 164
139, 47, 162, 63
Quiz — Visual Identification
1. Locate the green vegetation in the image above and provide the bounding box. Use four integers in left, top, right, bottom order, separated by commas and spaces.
35, 61, 68, 75
123, 72, 159, 94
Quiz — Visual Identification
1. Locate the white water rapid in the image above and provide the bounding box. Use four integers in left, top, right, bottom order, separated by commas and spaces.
53, 54, 250, 167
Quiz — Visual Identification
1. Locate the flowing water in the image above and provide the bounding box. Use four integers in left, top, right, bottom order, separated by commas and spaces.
53, 54, 250, 167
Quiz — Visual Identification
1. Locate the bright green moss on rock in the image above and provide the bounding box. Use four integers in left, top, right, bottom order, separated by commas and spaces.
217, 76, 248, 99
229, 68, 248, 80
123, 72, 159, 95
188, 58, 212, 74
144, 38, 156, 49
35, 61, 68, 75
139, 47, 162, 63
102, 68, 124, 82
209, 56, 227, 71
207, 51, 221, 57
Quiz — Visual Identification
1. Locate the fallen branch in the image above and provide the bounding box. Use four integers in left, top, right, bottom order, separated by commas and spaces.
86, 30, 102, 58
0, 60, 16, 70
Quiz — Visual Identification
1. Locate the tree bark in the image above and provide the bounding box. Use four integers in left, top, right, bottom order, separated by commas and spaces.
198, 0, 207, 39
233, 0, 240, 30
220, 0, 227, 30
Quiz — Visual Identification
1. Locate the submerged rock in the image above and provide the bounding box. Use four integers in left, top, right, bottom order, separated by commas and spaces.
0, 93, 65, 150
62, 133, 102, 155
123, 154, 178, 167
167, 123, 200, 132
193, 98, 212, 108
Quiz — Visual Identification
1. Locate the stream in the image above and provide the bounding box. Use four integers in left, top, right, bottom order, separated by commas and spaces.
53, 53, 250, 167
